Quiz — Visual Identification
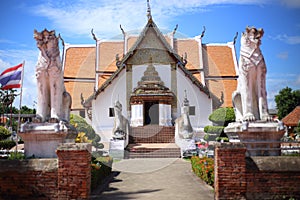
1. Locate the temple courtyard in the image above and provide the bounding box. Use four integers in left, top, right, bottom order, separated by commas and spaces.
90, 158, 214, 200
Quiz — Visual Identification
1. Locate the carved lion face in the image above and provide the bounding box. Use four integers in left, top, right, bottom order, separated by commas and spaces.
33, 29, 43, 41
241, 26, 264, 50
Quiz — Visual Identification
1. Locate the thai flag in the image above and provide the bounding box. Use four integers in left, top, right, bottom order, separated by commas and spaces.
0, 63, 23, 90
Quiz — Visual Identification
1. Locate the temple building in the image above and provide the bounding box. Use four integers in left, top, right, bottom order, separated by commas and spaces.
63, 7, 238, 148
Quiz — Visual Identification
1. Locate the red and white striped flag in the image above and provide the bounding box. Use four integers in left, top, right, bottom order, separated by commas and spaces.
0, 63, 23, 90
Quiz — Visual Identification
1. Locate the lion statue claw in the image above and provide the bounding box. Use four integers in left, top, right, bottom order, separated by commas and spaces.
233, 27, 271, 122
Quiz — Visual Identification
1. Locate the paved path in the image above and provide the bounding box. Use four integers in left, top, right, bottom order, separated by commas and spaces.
91, 158, 214, 200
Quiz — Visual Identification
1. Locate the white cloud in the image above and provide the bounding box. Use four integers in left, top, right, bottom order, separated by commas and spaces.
0, 58, 11, 69
277, 51, 289, 59
30, 0, 271, 39
0, 39, 16, 45
280, 0, 300, 8
270, 34, 300, 45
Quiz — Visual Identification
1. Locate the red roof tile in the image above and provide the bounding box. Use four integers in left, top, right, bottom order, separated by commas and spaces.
282, 106, 300, 127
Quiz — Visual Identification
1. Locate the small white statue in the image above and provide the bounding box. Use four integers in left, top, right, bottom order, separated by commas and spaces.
34, 29, 71, 123
112, 100, 129, 144
175, 91, 193, 139
232, 27, 271, 122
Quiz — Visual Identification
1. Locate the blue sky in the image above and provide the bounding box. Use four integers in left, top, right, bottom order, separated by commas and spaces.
0, 0, 299, 109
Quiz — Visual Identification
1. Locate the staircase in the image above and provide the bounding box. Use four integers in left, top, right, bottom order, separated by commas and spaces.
127, 125, 181, 159
130, 125, 175, 143
126, 143, 181, 158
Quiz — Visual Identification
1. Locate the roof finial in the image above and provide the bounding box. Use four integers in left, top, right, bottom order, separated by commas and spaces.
147, 0, 152, 21
173, 24, 178, 35
120, 24, 125, 36
201, 26, 206, 38
91, 28, 98, 41
233, 32, 238, 45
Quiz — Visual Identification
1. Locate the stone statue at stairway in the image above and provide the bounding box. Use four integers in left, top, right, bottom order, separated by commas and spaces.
232, 26, 271, 122
112, 100, 129, 145
175, 91, 193, 139
34, 29, 71, 123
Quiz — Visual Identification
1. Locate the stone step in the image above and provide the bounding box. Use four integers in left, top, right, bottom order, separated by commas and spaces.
130, 125, 175, 143
125, 143, 181, 159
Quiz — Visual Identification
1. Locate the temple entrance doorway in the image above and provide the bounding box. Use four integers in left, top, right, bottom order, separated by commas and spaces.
144, 101, 159, 125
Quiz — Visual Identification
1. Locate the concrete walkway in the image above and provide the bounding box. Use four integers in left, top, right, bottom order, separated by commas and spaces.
91, 158, 214, 200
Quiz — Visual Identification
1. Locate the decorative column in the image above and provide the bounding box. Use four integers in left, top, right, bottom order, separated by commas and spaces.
159, 103, 172, 126
171, 63, 178, 118
131, 103, 143, 127
126, 65, 132, 117
166, 104, 172, 126
159, 104, 166, 126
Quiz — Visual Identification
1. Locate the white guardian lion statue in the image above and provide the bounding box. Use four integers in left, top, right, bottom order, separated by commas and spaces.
232, 26, 271, 122
112, 100, 129, 146
34, 29, 71, 123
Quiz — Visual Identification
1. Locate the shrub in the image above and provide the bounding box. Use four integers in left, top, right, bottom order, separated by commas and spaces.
203, 133, 218, 142
191, 156, 214, 187
0, 126, 10, 140
208, 107, 235, 126
8, 152, 25, 160
70, 114, 103, 149
204, 125, 224, 134
216, 137, 229, 142
75, 132, 92, 143
91, 156, 113, 190
0, 140, 15, 150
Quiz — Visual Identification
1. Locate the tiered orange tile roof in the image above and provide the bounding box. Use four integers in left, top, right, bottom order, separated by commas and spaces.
282, 106, 300, 127
63, 21, 238, 110
64, 46, 95, 78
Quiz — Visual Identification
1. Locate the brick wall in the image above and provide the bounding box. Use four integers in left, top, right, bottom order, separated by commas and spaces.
0, 159, 58, 200
57, 143, 92, 200
0, 143, 91, 200
246, 156, 300, 199
214, 143, 247, 200
214, 143, 300, 200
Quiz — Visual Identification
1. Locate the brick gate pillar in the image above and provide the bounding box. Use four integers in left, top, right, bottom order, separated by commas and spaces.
214, 143, 247, 200
56, 143, 92, 200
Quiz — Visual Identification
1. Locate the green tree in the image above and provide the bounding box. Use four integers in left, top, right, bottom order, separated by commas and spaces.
0, 89, 17, 115
20, 105, 36, 114
275, 87, 300, 119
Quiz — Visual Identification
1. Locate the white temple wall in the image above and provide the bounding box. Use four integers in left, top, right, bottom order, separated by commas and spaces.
92, 70, 127, 143
176, 69, 212, 129
132, 64, 171, 89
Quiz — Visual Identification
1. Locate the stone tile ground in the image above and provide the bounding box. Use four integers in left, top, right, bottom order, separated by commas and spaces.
91, 158, 214, 200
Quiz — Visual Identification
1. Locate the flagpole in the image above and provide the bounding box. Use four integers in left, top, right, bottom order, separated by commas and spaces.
16, 60, 25, 154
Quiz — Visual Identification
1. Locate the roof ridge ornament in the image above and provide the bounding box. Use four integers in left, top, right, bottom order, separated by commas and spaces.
201, 26, 206, 38
233, 32, 238, 45
147, 0, 152, 21
91, 29, 97, 41
173, 24, 178, 35
120, 24, 125, 36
